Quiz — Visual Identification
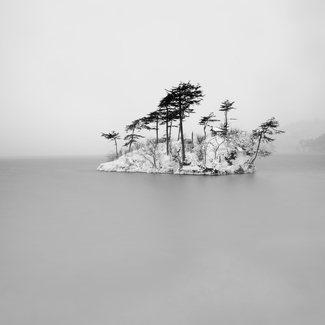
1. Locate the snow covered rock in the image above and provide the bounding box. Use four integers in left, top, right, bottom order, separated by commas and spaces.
97, 139, 256, 176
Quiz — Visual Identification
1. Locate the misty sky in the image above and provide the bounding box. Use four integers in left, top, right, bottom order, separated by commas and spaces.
1, 0, 325, 157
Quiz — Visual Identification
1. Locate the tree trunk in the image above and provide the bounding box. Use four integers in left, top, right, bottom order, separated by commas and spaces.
214, 140, 225, 159
129, 128, 135, 152
250, 136, 262, 164
224, 111, 228, 137
179, 99, 186, 163
128, 138, 132, 152
114, 139, 118, 159
156, 119, 158, 144
166, 107, 169, 155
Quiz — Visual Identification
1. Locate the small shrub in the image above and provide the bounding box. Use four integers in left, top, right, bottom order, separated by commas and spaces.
225, 150, 237, 165
194, 144, 204, 162
195, 134, 205, 145
106, 152, 118, 162
133, 141, 144, 150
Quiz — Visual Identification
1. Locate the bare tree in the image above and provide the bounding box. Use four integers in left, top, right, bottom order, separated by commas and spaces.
140, 138, 162, 169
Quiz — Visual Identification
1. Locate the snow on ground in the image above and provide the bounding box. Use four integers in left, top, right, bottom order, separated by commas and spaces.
98, 138, 256, 176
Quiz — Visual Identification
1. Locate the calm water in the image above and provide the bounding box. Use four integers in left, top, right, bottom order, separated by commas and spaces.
0, 154, 325, 325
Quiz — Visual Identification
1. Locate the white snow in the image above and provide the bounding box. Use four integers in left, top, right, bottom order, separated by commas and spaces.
98, 137, 256, 176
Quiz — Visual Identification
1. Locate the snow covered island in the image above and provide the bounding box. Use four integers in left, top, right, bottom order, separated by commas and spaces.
98, 82, 284, 176
97, 118, 284, 176
97, 136, 256, 175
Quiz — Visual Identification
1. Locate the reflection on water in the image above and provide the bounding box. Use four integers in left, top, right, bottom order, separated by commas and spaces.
1, 154, 325, 325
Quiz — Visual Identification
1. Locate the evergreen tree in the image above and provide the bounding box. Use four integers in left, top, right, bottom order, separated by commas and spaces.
124, 119, 144, 152
158, 92, 178, 155
144, 110, 162, 144
168, 109, 180, 141
199, 112, 219, 139
101, 131, 121, 159
215, 100, 236, 138
123, 133, 144, 151
167, 81, 204, 163
250, 117, 285, 164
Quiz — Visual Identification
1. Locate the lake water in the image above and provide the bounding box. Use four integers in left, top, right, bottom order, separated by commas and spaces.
1, 154, 325, 325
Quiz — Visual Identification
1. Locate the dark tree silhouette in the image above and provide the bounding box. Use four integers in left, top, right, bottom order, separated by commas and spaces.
123, 134, 144, 151
101, 131, 121, 159
167, 109, 179, 142
250, 117, 285, 164
199, 112, 219, 139
215, 100, 236, 138
144, 110, 162, 144
124, 119, 144, 152
167, 81, 204, 163
158, 92, 178, 155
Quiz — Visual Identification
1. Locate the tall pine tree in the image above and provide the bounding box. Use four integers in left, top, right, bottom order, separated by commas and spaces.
124, 119, 144, 152
101, 131, 121, 159
250, 117, 284, 164
217, 100, 236, 138
158, 92, 178, 155
167, 81, 204, 163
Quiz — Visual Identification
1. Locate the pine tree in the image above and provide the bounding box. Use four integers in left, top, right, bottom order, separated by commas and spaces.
167, 81, 204, 164
144, 110, 162, 144
250, 117, 285, 164
124, 119, 144, 152
101, 131, 121, 159
217, 100, 236, 138
123, 133, 144, 151
158, 92, 178, 155
199, 112, 219, 139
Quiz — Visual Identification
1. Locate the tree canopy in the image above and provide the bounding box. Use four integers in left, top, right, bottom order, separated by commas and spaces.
100, 83, 284, 174
199, 112, 219, 139
101, 131, 120, 158
124, 119, 145, 152
250, 117, 285, 164
215, 100, 236, 137
166, 81, 204, 163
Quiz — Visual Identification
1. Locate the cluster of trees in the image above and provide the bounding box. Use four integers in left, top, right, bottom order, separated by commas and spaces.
197, 103, 284, 165
102, 81, 204, 163
298, 133, 325, 152
102, 81, 284, 166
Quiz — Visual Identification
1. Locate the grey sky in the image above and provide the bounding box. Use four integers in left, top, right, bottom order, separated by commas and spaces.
1, 0, 325, 157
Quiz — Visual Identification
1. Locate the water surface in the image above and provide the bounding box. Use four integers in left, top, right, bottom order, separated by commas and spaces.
1, 154, 324, 325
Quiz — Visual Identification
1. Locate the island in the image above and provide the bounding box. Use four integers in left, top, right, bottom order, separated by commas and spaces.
98, 82, 284, 176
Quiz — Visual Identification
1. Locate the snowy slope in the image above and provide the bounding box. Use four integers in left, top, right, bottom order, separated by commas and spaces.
98, 137, 256, 176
